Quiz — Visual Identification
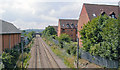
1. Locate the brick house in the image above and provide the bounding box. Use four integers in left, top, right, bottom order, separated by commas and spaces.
0, 19, 21, 53
78, 3, 119, 47
58, 19, 78, 41
51, 26, 58, 33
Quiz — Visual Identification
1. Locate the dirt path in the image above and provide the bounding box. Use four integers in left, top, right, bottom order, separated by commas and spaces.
28, 35, 66, 68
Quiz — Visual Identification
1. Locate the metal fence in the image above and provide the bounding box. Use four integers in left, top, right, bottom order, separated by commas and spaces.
45, 36, 119, 68
52, 39, 59, 45
45, 36, 59, 45
80, 49, 119, 68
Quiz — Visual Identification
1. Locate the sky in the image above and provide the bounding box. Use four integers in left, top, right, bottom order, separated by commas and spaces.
0, 0, 120, 30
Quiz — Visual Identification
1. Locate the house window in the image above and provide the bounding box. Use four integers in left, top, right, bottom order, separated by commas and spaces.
71, 24, 74, 28
62, 29, 65, 32
93, 13, 96, 17
67, 24, 69, 28
112, 15, 115, 18
63, 24, 65, 27
109, 12, 116, 19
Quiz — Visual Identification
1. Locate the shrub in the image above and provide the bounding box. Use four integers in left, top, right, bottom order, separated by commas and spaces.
63, 42, 77, 56
79, 15, 119, 60
56, 34, 71, 48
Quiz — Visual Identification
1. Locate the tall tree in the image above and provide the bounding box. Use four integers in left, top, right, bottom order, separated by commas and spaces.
42, 26, 57, 36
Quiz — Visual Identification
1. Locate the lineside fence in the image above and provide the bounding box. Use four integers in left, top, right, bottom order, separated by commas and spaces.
80, 49, 119, 68
43, 35, 119, 68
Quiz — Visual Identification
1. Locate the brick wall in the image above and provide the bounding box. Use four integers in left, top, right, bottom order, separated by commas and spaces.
58, 21, 61, 37
61, 28, 77, 41
58, 21, 77, 41
78, 4, 90, 47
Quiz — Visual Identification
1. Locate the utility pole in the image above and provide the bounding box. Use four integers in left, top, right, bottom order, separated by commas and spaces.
21, 38, 24, 69
118, 1, 120, 69
77, 38, 79, 68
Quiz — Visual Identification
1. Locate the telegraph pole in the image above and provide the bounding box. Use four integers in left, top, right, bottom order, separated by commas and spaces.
77, 38, 79, 68
118, 1, 120, 69
21, 38, 24, 69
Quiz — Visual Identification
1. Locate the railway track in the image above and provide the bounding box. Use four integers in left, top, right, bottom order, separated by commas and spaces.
34, 35, 60, 68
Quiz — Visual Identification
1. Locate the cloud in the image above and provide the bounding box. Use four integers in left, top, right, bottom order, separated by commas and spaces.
49, 9, 55, 15
13, 19, 57, 30
0, 0, 119, 30
39, 14, 58, 22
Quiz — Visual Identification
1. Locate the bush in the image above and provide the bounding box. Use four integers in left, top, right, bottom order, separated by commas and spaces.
2, 45, 21, 69
80, 15, 119, 60
56, 34, 71, 48
24, 48, 30, 53
2, 52, 14, 68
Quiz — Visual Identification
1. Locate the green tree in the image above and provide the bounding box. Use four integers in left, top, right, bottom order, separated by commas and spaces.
26, 31, 35, 40
22, 30, 26, 33
79, 15, 119, 60
42, 26, 57, 36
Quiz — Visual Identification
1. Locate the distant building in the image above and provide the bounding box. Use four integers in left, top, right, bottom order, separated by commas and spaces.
51, 26, 58, 33
78, 3, 119, 47
0, 20, 21, 52
58, 19, 78, 41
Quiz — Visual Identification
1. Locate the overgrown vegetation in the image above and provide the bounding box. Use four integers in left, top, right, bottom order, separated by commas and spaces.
43, 38, 76, 68
17, 40, 34, 68
56, 34, 71, 48
2, 31, 34, 69
2, 45, 21, 69
22, 30, 35, 42
79, 15, 119, 60
42, 26, 77, 68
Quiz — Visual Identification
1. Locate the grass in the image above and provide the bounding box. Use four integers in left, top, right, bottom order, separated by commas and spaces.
43, 37, 76, 68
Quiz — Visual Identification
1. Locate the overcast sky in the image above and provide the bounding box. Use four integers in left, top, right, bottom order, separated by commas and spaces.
0, 0, 119, 30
